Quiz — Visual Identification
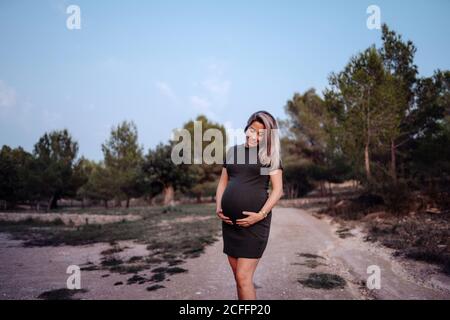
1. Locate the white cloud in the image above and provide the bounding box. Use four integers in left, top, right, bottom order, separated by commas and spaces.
155, 81, 178, 102
189, 95, 217, 120
187, 60, 232, 120
153, 60, 231, 121
0, 80, 17, 109
201, 78, 231, 97
201, 62, 232, 105
190, 95, 211, 111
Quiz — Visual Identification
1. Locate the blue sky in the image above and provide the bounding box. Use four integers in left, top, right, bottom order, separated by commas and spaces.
1, 0, 449, 160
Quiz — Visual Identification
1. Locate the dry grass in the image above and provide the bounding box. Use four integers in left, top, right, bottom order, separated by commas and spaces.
0, 203, 222, 280
292, 182, 450, 276
365, 213, 450, 275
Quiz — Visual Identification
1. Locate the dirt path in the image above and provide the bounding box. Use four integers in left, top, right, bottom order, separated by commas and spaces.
0, 207, 449, 299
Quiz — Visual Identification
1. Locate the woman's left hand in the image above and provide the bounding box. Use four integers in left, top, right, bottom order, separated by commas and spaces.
236, 211, 264, 227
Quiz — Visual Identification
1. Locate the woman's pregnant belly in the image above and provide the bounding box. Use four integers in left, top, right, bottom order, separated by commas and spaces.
221, 182, 268, 222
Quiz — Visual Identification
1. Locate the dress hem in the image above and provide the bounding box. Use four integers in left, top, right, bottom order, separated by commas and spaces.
223, 249, 263, 259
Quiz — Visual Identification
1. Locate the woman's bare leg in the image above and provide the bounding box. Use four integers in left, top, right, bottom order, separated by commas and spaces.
235, 257, 260, 300
227, 255, 238, 278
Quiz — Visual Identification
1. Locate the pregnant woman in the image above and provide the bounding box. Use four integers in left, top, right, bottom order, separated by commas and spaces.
215, 110, 284, 300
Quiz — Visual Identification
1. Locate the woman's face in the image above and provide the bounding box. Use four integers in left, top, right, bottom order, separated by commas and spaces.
245, 121, 265, 147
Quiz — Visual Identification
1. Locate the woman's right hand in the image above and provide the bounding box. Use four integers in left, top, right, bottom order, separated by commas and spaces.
216, 208, 233, 225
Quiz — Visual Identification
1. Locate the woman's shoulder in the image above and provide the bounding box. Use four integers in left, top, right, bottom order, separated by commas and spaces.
261, 157, 283, 171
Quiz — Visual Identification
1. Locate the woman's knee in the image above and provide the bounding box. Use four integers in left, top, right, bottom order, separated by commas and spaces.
235, 270, 253, 287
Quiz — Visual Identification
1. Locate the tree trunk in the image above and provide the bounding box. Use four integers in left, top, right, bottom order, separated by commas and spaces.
104, 199, 108, 208
163, 185, 175, 206
48, 195, 55, 211
126, 198, 130, 208
390, 139, 397, 184
319, 182, 325, 197
365, 141, 371, 181
365, 91, 371, 182
49, 194, 58, 210
328, 181, 334, 212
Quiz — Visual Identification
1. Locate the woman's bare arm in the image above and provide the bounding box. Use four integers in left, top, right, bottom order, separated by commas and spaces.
259, 169, 284, 213
215, 167, 229, 211
215, 168, 233, 224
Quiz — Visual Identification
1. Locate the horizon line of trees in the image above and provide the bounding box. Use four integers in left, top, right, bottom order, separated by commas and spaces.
0, 115, 227, 210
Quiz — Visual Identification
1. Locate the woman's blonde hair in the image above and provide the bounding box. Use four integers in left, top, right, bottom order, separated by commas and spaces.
244, 110, 281, 172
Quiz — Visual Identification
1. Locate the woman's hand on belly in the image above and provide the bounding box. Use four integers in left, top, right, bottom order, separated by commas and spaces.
216, 208, 233, 225
235, 211, 264, 227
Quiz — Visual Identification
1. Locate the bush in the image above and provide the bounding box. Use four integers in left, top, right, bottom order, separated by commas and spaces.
370, 178, 413, 215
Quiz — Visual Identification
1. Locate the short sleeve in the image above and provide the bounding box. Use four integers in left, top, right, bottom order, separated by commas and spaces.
270, 159, 283, 172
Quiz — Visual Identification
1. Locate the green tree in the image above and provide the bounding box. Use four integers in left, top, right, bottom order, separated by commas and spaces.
379, 23, 418, 183
33, 129, 79, 210
73, 157, 96, 207
77, 161, 116, 208
101, 121, 144, 208
281, 89, 335, 196
182, 115, 226, 202
142, 142, 192, 206
409, 71, 450, 183
327, 46, 400, 184
0, 146, 35, 208
280, 89, 353, 198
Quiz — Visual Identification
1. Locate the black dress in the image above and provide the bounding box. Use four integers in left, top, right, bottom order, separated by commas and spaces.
221, 143, 283, 259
